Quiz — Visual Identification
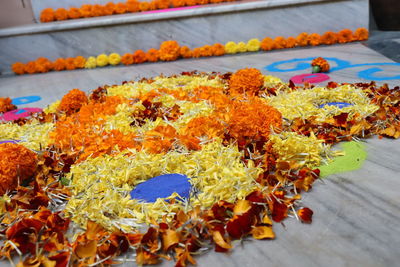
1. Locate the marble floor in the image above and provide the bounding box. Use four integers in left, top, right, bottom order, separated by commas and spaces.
0, 42, 399, 266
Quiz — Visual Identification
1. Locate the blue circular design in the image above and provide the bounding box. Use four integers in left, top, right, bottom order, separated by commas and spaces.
12, 96, 42, 106
130, 173, 191, 203
319, 102, 353, 109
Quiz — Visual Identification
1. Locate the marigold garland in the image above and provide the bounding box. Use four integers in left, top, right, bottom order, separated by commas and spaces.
39, 0, 241, 23
11, 28, 368, 75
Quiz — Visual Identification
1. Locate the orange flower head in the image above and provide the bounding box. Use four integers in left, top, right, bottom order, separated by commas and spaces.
92, 4, 107, 16
311, 57, 330, 73
0, 143, 37, 195
35, 57, 53, 73
58, 89, 88, 114
180, 46, 193, 59
0, 97, 17, 113
105, 2, 117, 15
229, 68, 264, 97
354, 28, 368, 41
65, 58, 77, 70
80, 4, 94, 17
11, 62, 26, 75
192, 47, 202, 58
127, 0, 140, 12
273, 36, 287, 49
146, 48, 159, 62
211, 43, 225, 56
139, 1, 150, 12
321, 31, 338, 45
74, 56, 86, 68
159, 40, 180, 61
227, 98, 282, 142
24, 61, 37, 74
54, 8, 68, 21
115, 3, 127, 14
132, 50, 147, 64
155, 0, 170, 9
200, 45, 213, 57
40, 8, 55, 22
121, 53, 134, 65
338, 29, 353, 43
260, 37, 274, 51
172, 0, 186, 7
68, 7, 82, 19
285, 37, 297, 48
308, 33, 321, 46
296, 32, 309, 46
53, 58, 67, 71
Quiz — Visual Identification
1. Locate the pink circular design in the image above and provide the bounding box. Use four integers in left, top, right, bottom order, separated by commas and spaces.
1, 108, 42, 121
290, 73, 330, 84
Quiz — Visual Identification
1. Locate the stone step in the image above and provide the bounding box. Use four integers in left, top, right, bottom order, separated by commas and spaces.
0, 0, 368, 75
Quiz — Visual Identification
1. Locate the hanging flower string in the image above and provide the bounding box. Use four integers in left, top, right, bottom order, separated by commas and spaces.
11, 28, 369, 75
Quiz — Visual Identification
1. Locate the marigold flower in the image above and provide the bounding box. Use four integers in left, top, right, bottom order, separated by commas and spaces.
92, 4, 106, 16
132, 50, 147, 64
296, 32, 309, 46
260, 37, 274, 51
0, 143, 37, 195
155, 0, 170, 9
186, 0, 197, 5
200, 45, 213, 57
54, 8, 68, 21
321, 31, 338, 45
53, 58, 67, 71
192, 47, 202, 58
80, 4, 94, 18
0, 97, 16, 113
180, 46, 193, 58
40, 8, 55, 22
74, 56, 86, 68
354, 28, 368, 41
338, 29, 353, 43
285, 37, 297, 48
273, 36, 287, 49
225, 41, 238, 54
96, 54, 109, 67
237, 42, 247, 53
127, 0, 140, 12
227, 98, 282, 142
308, 33, 321, 46
68, 7, 82, 19
139, 1, 151, 11
65, 58, 77, 70
172, 0, 186, 7
105, 2, 117, 15
146, 48, 159, 62
229, 68, 264, 96
159, 40, 180, 61
115, 3, 127, 14
11, 62, 25, 75
211, 43, 225, 56
84, 56, 97, 69
246, 38, 261, 52
311, 57, 330, 73
108, 53, 121, 65
35, 57, 53, 73
121, 53, 134, 65
58, 88, 88, 114
24, 61, 37, 74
